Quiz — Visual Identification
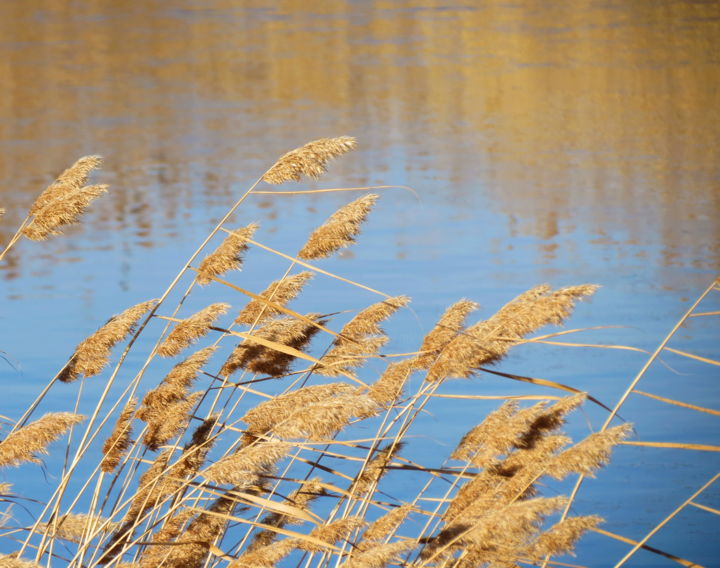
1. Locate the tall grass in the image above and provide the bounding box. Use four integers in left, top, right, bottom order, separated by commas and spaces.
0, 138, 717, 568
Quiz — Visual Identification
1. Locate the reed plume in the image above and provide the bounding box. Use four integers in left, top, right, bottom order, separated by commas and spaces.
141, 392, 203, 451
262, 136, 357, 185
157, 303, 229, 358
0, 413, 84, 467
344, 541, 416, 568
235, 272, 313, 325
138, 509, 195, 568
59, 299, 157, 382
42, 513, 117, 543
101, 398, 136, 473
221, 315, 324, 378
545, 423, 633, 479
298, 193, 378, 260
203, 441, 291, 486
414, 299, 478, 369
358, 504, 413, 549
318, 295, 409, 377
196, 223, 258, 285
368, 358, 415, 406
0, 554, 43, 567
23, 184, 109, 241
139, 346, 216, 416
29, 155, 103, 215
272, 394, 379, 441
248, 478, 325, 551
241, 383, 357, 438
527, 515, 602, 560
296, 517, 366, 552
229, 539, 296, 568
354, 443, 403, 497
426, 285, 598, 381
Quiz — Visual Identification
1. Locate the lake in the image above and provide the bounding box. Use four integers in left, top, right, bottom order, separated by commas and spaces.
0, 1, 718, 566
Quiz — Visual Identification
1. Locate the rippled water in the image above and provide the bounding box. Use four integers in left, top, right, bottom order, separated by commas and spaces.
1, 1, 718, 566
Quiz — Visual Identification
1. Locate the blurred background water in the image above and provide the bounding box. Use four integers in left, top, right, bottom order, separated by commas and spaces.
0, 1, 718, 566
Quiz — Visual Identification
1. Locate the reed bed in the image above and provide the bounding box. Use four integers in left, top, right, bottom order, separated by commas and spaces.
0, 139, 718, 568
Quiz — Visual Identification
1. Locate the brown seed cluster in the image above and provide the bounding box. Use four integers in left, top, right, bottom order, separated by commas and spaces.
59, 299, 157, 382
298, 194, 379, 260
221, 315, 324, 378
196, 224, 258, 285
262, 136, 357, 185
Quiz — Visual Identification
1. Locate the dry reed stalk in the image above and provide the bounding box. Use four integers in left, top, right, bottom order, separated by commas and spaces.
343, 540, 416, 568
0, 554, 43, 567
203, 441, 291, 486
295, 517, 366, 552
235, 272, 313, 325
229, 538, 296, 568
354, 443, 403, 497
59, 299, 157, 382
101, 398, 137, 473
271, 394, 379, 441
526, 515, 602, 560
141, 392, 203, 451
262, 136, 357, 185
0, 413, 84, 467
29, 156, 103, 215
41, 513, 118, 543
124, 450, 173, 522
249, 478, 325, 551
298, 193, 378, 260
0, 482, 10, 494
544, 424, 633, 479
23, 184, 109, 241
196, 224, 258, 285
157, 303, 229, 358
414, 299, 479, 370
368, 359, 415, 406
241, 383, 357, 438
357, 504, 413, 549
426, 285, 598, 381
317, 296, 409, 377
220, 315, 324, 378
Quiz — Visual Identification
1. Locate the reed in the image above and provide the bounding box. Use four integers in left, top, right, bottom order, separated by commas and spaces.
0, 137, 716, 568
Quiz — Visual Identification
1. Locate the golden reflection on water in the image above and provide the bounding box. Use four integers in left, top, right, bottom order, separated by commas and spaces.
0, 0, 718, 276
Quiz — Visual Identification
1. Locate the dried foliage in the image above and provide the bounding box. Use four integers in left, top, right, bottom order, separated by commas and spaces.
29, 155, 103, 215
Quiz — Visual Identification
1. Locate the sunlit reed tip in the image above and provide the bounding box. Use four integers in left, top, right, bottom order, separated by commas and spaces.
296, 517, 366, 552
262, 136, 357, 185
23, 184, 108, 241
298, 193, 378, 260
157, 303, 229, 358
0, 413, 84, 468
59, 299, 157, 382
196, 223, 258, 285
29, 155, 103, 215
